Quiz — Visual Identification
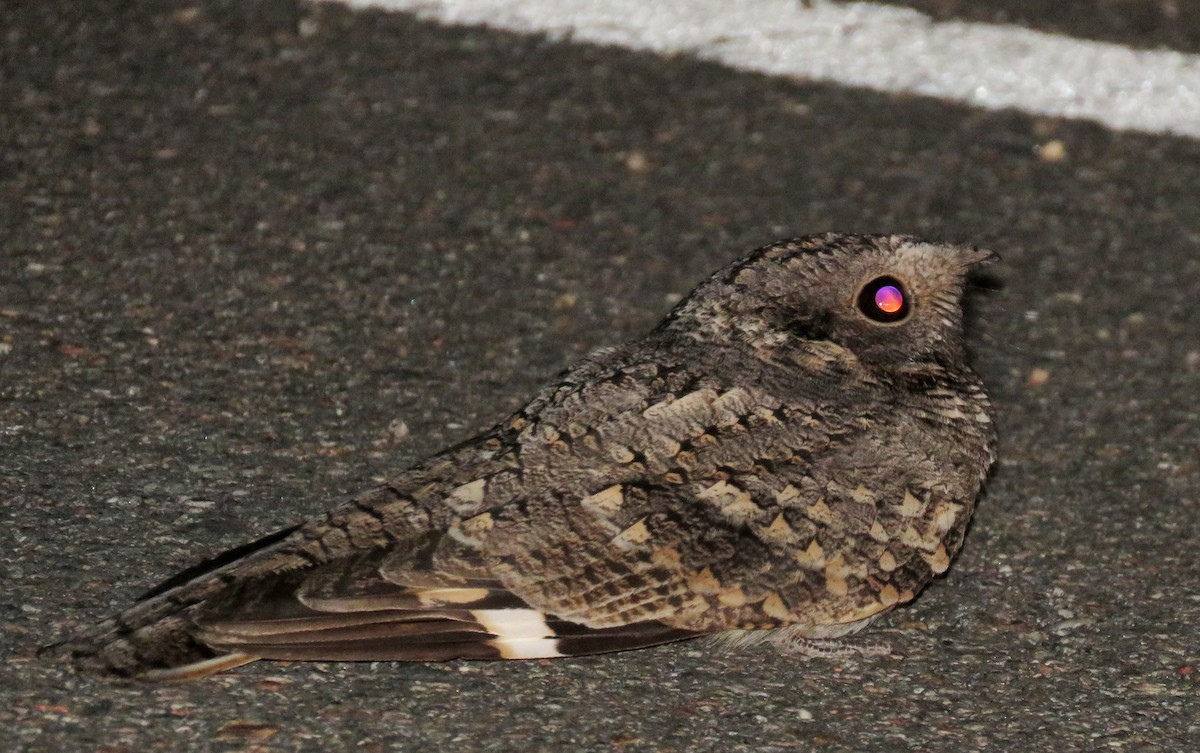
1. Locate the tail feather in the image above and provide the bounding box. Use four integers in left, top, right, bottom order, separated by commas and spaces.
39, 524, 309, 679
40, 581, 253, 679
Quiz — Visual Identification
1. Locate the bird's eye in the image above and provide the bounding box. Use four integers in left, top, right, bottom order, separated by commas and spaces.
857, 276, 910, 323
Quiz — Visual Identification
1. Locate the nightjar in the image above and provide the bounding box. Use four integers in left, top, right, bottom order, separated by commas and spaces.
43, 233, 997, 681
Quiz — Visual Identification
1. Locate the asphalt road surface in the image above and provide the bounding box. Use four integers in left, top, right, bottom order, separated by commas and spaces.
2, 1, 1197, 751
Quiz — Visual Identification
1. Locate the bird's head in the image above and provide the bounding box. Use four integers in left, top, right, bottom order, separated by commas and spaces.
660, 233, 996, 372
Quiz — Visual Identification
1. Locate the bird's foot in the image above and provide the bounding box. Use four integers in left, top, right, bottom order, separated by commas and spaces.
767, 633, 896, 659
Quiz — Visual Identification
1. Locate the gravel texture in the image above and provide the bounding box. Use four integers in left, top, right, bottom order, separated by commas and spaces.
2, 1, 1197, 750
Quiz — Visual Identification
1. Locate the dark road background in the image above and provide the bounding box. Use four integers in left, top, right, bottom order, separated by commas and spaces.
2, 1, 1197, 750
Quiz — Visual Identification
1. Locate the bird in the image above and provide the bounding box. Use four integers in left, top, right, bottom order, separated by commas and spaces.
42, 232, 997, 681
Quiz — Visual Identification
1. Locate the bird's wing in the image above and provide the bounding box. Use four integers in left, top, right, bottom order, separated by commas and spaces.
180, 358, 779, 667
193, 371, 901, 666
191, 523, 703, 664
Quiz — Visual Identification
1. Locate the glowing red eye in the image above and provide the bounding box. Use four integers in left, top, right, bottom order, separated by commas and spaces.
857, 276, 910, 323
874, 285, 904, 314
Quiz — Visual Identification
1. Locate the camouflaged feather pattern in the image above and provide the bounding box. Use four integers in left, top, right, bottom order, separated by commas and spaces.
43, 233, 996, 680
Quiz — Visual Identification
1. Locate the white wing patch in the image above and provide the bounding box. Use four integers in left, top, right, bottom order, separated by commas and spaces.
470, 608, 564, 659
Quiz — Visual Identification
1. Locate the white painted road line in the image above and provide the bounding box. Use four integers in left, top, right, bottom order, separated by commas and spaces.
334, 0, 1200, 139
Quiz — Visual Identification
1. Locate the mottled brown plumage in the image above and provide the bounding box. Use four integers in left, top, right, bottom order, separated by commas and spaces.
42, 233, 997, 680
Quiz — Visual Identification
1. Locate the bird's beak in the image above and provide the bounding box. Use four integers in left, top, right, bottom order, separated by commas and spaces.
961, 246, 1000, 267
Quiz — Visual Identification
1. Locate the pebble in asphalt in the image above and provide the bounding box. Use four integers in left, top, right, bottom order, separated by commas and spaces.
1, 1, 1197, 751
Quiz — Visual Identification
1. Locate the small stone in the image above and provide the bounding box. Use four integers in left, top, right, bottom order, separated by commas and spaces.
1028, 367, 1051, 387
625, 151, 650, 172
1037, 140, 1067, 162
388, 419, 411, 442
216, 720, 279, 741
